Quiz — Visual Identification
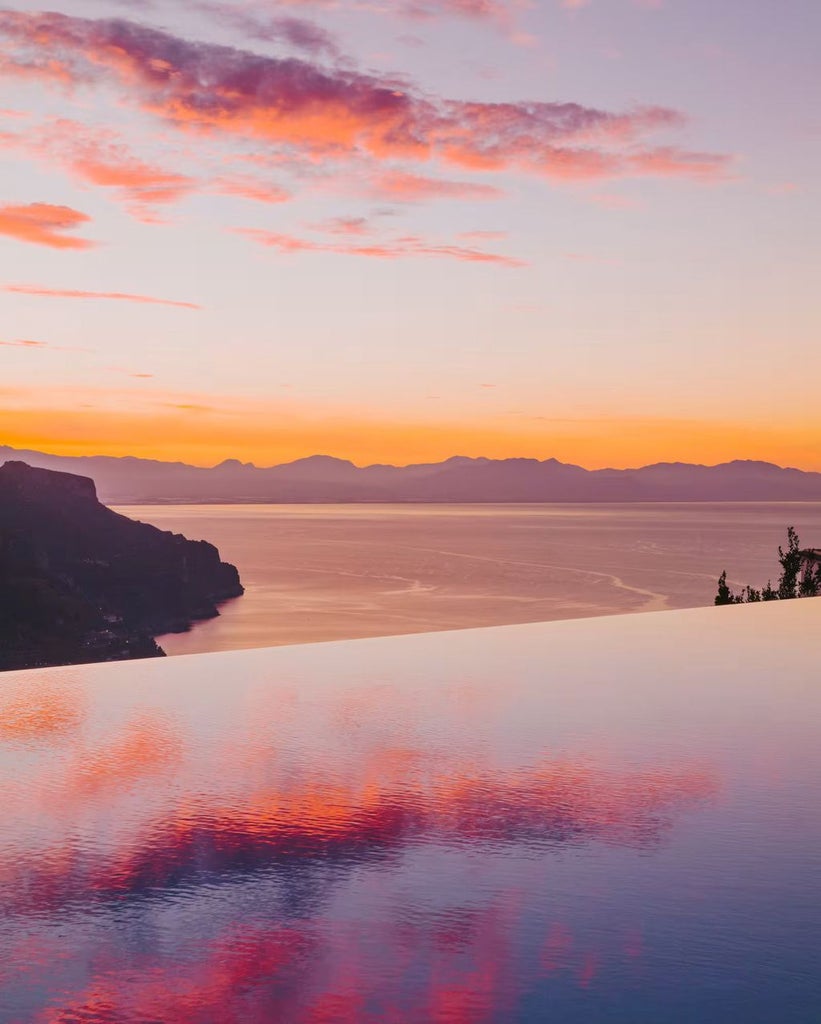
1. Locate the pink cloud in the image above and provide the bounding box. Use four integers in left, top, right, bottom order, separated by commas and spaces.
583, 191, 641, 210
192, 3, 339, 55
627, 146, 733, 181
66, 137, 195, 214
401, 0, 517, 28
562, 0, 662, 8
0, 118, 196, 221
765, 181, 799, 196
0, 202, 96, 249
458, 229, 507, 239
309, 216, 372, 235
3, 284, 200, 309
107, 366, 155, 378
0, 12, 731, 186
241, 0, 523, 28
372, 171, 504, 201
3, 116, 296, 218
236, 228, 525, 265
212, 176, 291, 204
0, 337, 91, 351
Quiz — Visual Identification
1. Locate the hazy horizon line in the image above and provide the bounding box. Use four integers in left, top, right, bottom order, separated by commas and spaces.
1, 443, 814, 477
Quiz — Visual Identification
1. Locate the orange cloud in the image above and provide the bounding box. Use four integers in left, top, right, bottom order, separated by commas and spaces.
628, 146, 734, 181
403, 0, 518, 23
372, 170, 504, 200
212, 176, 291, 204
4, 284, 200, 309
0, 202, 95, 249
0, 336, 91, 352
459, 229, 507, 239
236, 228, 525, 265
0, 12, 732, 185
309, 216, 371, 235
70, 149, 194, 214
107, 367, 155, 379
2, 116, 296, 220
0, 118, 197, 221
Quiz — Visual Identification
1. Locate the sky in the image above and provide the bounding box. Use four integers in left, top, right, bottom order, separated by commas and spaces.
0, 0, 819, 469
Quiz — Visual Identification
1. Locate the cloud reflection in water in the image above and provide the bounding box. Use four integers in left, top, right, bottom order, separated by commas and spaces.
0, 654, 718, 1023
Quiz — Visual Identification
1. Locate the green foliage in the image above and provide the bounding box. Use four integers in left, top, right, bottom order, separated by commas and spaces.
715, 528, 821, 606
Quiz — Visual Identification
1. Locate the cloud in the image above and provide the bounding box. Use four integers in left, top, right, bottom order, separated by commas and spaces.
627, 146, 733, 181
765, 181, 798, 196
585, 191, 640, 210
0, 337, 91, 352
0, 12, 731, 185
3, 284, 200, 309
211, 176, 291, 204
372, 171, 504, 201
192, 3, 339, 56
0, 338, 48, 348
459, 229, 507, 240
59, 125, 196, 218
561, 0, 662, 8
0, 118, 196, 221
0, 202, 96, 249
236, 228, 525, 265
213, 0, 523, 30
3, 116, 295, 219
401, 0, 517, 27
108, 367, 155, 378
309, 216, 371, 235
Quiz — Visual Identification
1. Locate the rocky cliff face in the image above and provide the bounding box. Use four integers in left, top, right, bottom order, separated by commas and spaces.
0, 461, 244, 670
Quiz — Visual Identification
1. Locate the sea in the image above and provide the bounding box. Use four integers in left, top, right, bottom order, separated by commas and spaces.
111, 502, 821, 655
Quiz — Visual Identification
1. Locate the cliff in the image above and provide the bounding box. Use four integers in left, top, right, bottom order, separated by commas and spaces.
0, 461, 244, 671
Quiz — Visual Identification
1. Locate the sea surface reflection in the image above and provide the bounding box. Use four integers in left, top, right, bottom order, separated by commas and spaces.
2, 601, 820, 1022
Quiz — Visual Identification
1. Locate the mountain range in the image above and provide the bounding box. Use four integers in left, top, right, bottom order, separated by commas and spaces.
3, 446, 821, 504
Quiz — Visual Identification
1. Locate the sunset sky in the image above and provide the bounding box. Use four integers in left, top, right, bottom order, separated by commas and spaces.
1, 0, 818, 468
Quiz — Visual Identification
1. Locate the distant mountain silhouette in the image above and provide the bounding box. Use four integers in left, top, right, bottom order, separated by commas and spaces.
0, 462, 243, 670
2, 446, 821, 504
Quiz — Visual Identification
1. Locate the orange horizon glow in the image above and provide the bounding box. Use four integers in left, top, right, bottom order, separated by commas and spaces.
4, 403, 821, 472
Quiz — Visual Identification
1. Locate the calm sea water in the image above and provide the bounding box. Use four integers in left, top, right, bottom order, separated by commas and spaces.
1, 601, 819, 1022
114, 502, 821, 655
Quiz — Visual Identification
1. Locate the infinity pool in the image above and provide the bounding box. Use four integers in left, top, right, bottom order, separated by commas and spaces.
1, 601, 819, 1022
